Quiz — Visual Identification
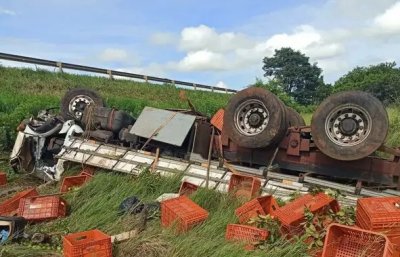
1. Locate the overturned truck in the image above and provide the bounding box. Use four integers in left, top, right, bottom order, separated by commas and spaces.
9, 87, 400, 191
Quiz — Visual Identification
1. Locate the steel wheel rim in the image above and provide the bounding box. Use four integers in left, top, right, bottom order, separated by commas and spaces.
234, 99, 269, 136
325, 104, 372, 147
68, 95, 94, 119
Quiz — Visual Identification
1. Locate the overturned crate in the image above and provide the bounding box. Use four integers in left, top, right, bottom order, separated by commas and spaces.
225, 224, 268, 250
322, 223, 394, 257
18, 195, 67, 222
228, 174, 261, 200
161, 195, 208, 232
0, 188, 38, 216
60, 175, 91, 193
235, 195, 279, 224
273, 193, 340, 235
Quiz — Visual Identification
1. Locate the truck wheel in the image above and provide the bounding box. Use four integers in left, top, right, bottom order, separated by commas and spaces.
286, 107, 306, 127
223, 87, 287, 148
311, 91, 388, 161
61, 88, 105, 121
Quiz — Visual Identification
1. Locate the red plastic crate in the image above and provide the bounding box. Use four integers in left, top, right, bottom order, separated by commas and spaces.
235, 195, 279, 224
63, 229, 112, 257
0, 188, 38, 215
0, 172, 6, 185
273, 193, 340, 228
179, 181, 199, 196
18, 195, 67, 222
322, 223, 394, 257
60, 175, 91, 193
228, 174, 261, 200
161, 195, 209, 232
225, 224, 268, 250
356, 197, 400, 236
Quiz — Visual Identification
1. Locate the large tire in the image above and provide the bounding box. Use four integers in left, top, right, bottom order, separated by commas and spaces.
286, 107, 306, 127
311, 91, 388, 161
61, 88, 105, 121
223, 87, 287, 149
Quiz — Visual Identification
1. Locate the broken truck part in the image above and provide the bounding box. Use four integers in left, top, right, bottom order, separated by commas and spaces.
8, 87, 400, 196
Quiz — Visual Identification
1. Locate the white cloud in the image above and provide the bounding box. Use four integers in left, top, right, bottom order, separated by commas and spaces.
171, 50, 228, 71
373, 1, 400, 33
150, 32, 176, 45
0, 7, 16, 16
179, 25, 252, 52
98, 48, 129, 62
171, 25, 345, 73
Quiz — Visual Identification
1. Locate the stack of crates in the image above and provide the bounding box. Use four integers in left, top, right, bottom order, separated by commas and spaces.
356, 196, 400, 256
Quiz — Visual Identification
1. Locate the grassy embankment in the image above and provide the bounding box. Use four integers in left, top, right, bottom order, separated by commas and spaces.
0, 67, 309, 257
0, 66, 399, 256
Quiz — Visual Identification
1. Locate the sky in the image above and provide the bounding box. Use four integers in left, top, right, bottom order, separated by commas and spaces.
1, 0, 400, 90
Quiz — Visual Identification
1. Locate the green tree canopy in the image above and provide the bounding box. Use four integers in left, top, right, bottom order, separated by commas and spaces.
333, 62, 400, 105
262, 47, 325, 105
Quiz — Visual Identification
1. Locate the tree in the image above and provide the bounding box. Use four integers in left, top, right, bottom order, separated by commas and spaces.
333, 62, 400, 105
263, 47, 325, 105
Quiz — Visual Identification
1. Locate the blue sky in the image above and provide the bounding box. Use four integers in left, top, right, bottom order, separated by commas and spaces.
1, 0, 400, 90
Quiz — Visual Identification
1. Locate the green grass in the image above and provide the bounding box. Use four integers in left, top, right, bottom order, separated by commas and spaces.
0, 170, 309, 257
0, 66, 231, 150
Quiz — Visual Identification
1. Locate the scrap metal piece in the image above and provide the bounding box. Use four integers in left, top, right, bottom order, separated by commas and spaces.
129, 107, 196, 147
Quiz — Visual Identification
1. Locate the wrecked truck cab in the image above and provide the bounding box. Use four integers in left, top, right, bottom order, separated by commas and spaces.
10, 88, 212, 181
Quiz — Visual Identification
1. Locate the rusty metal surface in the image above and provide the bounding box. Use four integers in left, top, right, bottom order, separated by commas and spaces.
276, 127, 400, 186
129, 107, 196, 146
210, 109, 224, 131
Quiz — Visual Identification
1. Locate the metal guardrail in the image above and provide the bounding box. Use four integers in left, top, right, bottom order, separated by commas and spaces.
0, 52, 237, 93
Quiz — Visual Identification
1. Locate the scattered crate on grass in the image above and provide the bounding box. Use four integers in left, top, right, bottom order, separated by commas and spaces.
63, 229, 112, 257
161, 195, 208, 232
18, 195, 67, 222
179, 181, 199, 196
0, 172, 6, 186
273, 193, 339, 234
228, 174, 261, 200
322, 223, 394, 257
225, 224, 268, 250
0, 188, 38, 216
60, 175, 91, 193
235, 195, 279, 224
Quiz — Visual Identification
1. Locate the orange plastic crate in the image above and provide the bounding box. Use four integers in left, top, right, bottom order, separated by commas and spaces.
273, 193, 339, 228
0, 188, 38, 215
60, 175, 91, 193
63, 229, 112, 257
210, 109, 224, 131
18, 195, 67, 222
226, 224, 268, 250
235, 195, 279, 224
356, 197, 400, 236
228, 174, 261, 200
322, 224, 394, 257
161, 195, 208, 232
0, 172, 6, 185
179, 181, 199, 196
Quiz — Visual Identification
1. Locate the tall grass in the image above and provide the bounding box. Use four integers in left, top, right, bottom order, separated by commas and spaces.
4, 170, 308, 257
